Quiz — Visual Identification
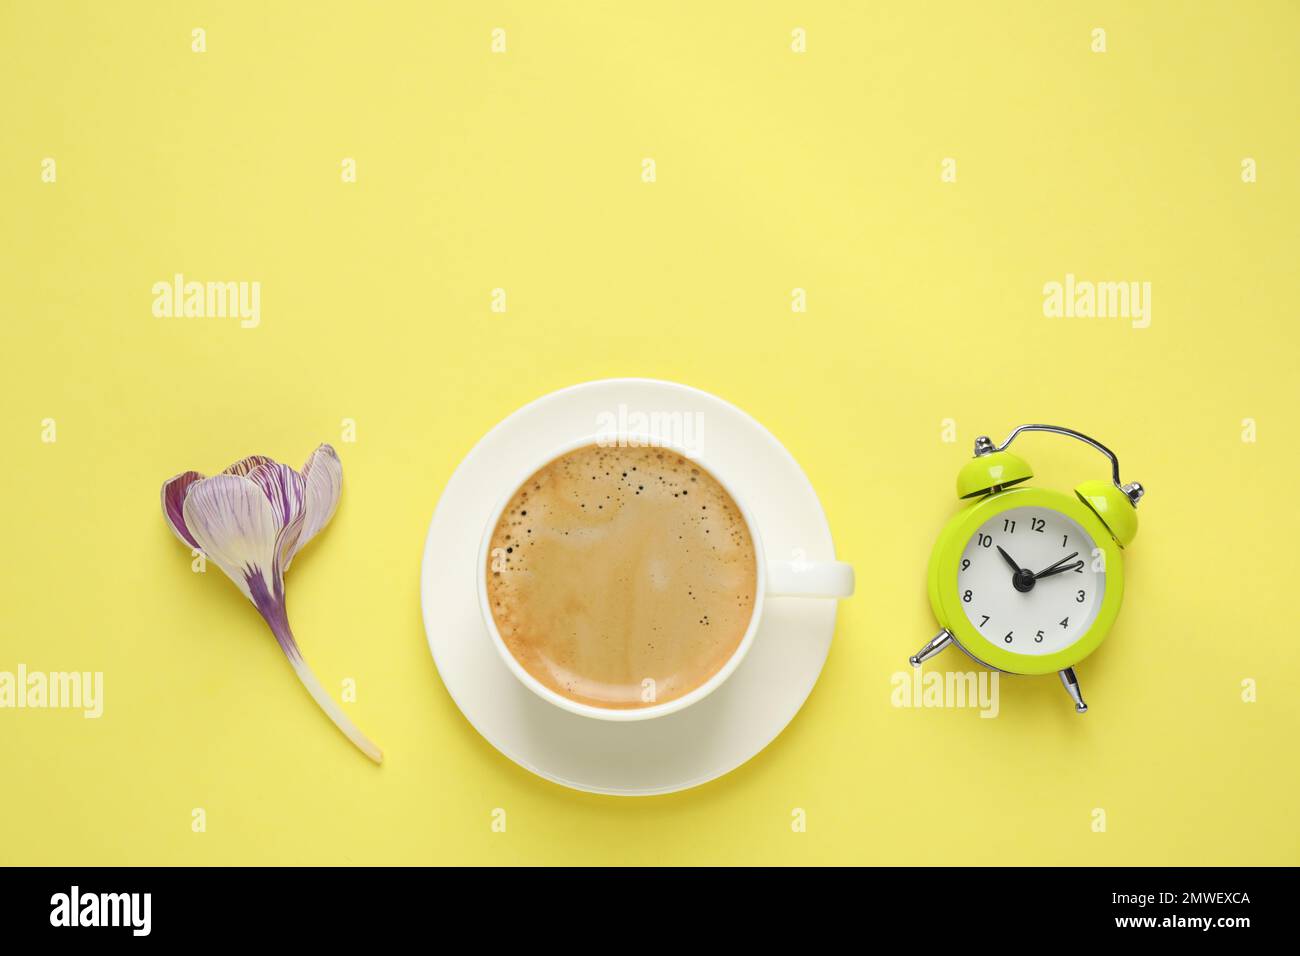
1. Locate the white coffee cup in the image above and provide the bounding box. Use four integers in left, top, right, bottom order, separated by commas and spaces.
476, 434, 854, 721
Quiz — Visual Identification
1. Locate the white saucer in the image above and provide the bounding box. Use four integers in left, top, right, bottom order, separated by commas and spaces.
420, 379, 844, 796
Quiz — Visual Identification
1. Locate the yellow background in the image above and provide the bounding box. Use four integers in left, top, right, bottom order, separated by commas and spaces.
2, 1, 1297, 865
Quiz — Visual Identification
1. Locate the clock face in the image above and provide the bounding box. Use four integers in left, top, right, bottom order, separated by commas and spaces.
957, 505, 1105, 656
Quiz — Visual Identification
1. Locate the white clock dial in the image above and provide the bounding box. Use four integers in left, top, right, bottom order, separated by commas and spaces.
957, 505, 1105, 656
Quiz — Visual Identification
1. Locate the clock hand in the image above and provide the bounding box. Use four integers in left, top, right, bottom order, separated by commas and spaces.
1033, 552, 1082, 579
996, 546, 1024, 575
998, 545, 1039, 593
1037, 561, 1085, 579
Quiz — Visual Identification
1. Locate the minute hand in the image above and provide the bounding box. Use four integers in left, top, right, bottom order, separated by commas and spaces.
1034, 552, 1083, 579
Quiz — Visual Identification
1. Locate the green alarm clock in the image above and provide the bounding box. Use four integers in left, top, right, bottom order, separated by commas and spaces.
911, 424, 1144, 713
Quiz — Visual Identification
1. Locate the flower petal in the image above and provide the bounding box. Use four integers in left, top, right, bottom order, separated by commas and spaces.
288, 444, 342, 567
246, 461, 308, 570
181, 475, 281, 605
245, 462, 307, 529
161, 471, 205, 549
222, 455, 277, 477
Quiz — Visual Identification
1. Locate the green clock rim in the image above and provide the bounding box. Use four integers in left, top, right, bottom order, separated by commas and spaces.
931, 486, 1125, 675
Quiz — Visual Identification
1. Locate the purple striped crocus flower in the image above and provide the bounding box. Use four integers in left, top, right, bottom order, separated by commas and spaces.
161, 445, 381, 763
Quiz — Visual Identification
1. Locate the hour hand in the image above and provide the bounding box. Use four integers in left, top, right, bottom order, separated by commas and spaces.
996, 546, 1023, 574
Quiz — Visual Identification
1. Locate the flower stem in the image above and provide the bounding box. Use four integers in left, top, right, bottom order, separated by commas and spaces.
289, 656, 384, 764
256, 594, 383, 764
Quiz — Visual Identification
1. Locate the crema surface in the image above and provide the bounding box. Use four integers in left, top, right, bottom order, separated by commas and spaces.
486, 444, 757, 709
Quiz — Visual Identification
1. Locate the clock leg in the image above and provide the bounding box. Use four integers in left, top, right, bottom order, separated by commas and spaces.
909, 629, 954, 667
1058, 667, 1088, 714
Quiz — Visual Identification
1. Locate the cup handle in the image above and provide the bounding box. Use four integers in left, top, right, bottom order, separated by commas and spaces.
766, 558, 855, 598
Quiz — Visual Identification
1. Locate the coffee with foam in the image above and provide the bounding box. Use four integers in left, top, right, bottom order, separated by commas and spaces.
485, 444, 757, 709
